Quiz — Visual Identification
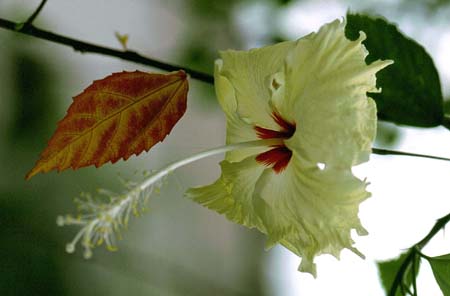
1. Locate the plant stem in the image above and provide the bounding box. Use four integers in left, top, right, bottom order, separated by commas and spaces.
0, 17, 213, 84
388, 212, 450, 295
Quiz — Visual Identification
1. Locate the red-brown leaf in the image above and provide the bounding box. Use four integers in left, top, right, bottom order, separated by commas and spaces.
26, 70, 188, 180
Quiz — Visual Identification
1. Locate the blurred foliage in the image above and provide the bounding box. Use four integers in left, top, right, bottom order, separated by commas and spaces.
0, 192, 65, 295
175, 0, 241, 74
375, 122, 401, 148
0, 35, 66, 296
170, 0, 241, 108
183, 0, 241, 19
7, 44, 60, 147
175, 0, 295, 74
401, 0, 450, 12
443, 99, 450, 114
273, 0, 294, 5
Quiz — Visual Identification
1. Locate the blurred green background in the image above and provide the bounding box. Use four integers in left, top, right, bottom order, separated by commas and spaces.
1, 0, 450, 295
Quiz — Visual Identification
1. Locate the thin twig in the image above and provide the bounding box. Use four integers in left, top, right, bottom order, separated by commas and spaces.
1, 17, 450, 163
0, 17, 214, 84
22, 0, 48, 28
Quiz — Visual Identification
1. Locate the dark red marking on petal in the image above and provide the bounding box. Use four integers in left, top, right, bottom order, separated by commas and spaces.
254, 112, 295, 173
272, 149, 292, 173
254, 126, 291, 139
272, 112, 295, 134
254, 112, 295, 140
256, 146, 293, 173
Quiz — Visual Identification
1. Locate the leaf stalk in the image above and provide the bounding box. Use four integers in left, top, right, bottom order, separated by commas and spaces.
22, 0, 48, 28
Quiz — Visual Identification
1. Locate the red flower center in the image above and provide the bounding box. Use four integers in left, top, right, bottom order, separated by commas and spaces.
254, 112, 295, 173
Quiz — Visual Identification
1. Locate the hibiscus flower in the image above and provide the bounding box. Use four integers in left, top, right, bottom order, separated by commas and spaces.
186, 19, 393, 276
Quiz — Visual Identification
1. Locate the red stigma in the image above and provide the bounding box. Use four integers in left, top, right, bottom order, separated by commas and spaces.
254, 112, 295, 173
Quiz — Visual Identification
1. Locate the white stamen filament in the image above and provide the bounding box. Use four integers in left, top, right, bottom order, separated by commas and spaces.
139, 138, 280, 191
58, 138, 279, 257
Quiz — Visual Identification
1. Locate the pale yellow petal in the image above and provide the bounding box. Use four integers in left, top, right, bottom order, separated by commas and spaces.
218, 40, 295, 130
188, 152, 369, 276
214, 60, 266, 162
186, 156, 266, 228
253, 153, 370, 276
270, 19, 392, 167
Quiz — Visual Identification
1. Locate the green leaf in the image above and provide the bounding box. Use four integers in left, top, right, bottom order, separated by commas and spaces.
444, 99, 450, 115
426, 253, 450, 296
346, 12, 443, 127
377, 251, 420, 296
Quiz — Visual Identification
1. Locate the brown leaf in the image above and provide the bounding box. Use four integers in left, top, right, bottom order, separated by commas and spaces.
26, 70, 188, 180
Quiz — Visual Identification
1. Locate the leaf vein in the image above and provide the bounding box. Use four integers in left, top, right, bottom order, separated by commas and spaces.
46, 77, 182, 163
127, 78, 185, 150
